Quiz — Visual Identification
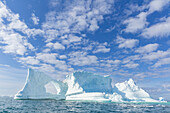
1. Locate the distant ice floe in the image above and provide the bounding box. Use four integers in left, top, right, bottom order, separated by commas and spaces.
14, 69, 165, 102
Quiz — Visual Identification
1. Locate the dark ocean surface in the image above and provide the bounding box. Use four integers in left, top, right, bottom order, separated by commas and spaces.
0, 97, 170, 113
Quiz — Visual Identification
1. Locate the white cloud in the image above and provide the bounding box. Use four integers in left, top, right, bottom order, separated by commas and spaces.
46, 42, 65, 50
36, 53, 58, 64
107, 60, 121, 64
36, 53, 68, 70
61, 35, 82, 45
100, 59, 121, 68
123, 0, 170, 34
59, 55, 67, 59
93, 45, 110, 53
42, 0, 114, 42
116, 36, 139, 49
141, 17, 170, 38
162, 83, 170, 91
153, 57, 170, 67
148, 0, 170, 13
122, 55, 140, 69
68, 51, 98, 66
135, 43, 159, 53
8, 16, 28, 31
31, 13, 39, 25
68, 35, 82, 43
123, 62, 139, 68
0, 64, 10, 67
38, 64, 56, 73
0, 31, 31, 55
134, 73, 146, 80
19, 56, 40, 65
122, 55, 141, 64
123, 12, 148, 33
0, 1, 42, 55
142, 49, 170, 61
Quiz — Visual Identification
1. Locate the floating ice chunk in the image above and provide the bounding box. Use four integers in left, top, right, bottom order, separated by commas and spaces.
105, 93, 124, 102
159, 97, 167, 102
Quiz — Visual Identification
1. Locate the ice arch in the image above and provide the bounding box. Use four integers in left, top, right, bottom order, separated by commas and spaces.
45, 81, 61, 95
14, 69, 68, 100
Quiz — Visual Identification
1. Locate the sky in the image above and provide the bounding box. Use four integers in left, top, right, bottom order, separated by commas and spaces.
0, 0, 170, 100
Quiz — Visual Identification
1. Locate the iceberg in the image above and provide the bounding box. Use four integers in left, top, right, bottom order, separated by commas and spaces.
113, 79, 158, 102
14, 69, 161, 102
14, 69, 68, 100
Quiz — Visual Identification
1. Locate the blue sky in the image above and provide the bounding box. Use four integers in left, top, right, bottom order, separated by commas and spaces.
0, 0, 170, 99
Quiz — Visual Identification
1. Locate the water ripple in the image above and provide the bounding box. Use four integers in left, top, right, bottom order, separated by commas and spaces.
0, 97, 170, 113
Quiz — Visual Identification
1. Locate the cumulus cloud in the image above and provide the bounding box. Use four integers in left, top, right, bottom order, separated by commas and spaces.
0, 1, 42, 55
123, 0, 170, 34
36, 53, 58, 64
100, 59, 121, 68
42, 0, 114, 42
123, 12, 148, 33
135, 43, 159, 53
116, 36, 139, 49
36, 53, 68, 70
134, 73, 146, 80
38, 64, 56, 73
31, 13, 39, 25
19, 56, 40, 65
141, 17, 170, 38
142, 49, 170, 61
148, 0, 170, 13
59, 55, 67, 59
68, 51, 98, 66
46, 42, 65, 50
153, 57, 170, 67
162, 83, 170, 91
123, 62, 139, 68
93, 45, 110, 53
0, 31, 28, 55
61, 35, 82, 45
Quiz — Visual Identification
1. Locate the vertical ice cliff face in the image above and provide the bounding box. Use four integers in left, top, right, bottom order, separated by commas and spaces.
14, 69, 68, 100
64, 72, 113, 95
64, 72, 113, 101
114, 79, 158, 102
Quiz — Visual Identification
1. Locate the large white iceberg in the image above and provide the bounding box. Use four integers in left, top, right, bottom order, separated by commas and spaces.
14, 69, 160, 102
14, 69, 68, 100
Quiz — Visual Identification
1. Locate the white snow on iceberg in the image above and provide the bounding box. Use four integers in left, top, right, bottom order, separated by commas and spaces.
14, 69, 162, 102
14, 69, 68, 100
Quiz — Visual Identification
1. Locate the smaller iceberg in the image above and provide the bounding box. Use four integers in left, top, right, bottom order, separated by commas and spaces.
159, 97, 167, 102
113, 79, 158, 102
14, 69, 68, 100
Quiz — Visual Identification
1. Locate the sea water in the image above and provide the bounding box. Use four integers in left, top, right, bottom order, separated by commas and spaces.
0, 97, 170, 113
